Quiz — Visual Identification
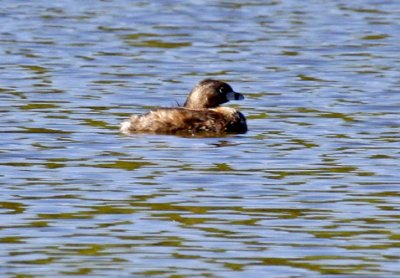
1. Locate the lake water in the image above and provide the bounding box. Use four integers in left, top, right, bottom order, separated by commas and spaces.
1, 0, 400, 277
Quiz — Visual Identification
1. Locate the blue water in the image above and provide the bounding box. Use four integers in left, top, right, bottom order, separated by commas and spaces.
1, 0, 400, 277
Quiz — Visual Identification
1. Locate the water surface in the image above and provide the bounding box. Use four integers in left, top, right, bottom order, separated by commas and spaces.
1, 0, 400, 277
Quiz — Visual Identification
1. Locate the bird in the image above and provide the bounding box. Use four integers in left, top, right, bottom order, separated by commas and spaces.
120, 79, 247, 135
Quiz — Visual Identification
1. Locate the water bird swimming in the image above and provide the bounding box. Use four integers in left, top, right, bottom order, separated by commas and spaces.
120, 79, 247, 135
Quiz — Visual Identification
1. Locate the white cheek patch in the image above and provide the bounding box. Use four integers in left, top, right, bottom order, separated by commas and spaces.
226, 91, 244, 101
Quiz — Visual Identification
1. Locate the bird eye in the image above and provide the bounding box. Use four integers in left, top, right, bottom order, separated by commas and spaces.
218, 87, 225, 94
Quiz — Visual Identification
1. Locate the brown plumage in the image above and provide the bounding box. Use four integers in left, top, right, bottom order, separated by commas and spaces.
120, 79, 247, 135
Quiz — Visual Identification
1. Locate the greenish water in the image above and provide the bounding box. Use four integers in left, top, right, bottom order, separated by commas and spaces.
1, 0, 400, 277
